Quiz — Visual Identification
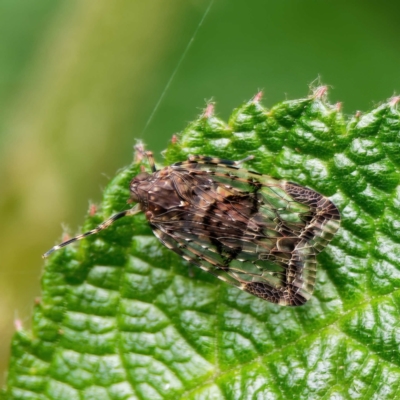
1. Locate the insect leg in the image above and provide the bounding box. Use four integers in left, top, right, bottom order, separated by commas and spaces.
42, 204, 141, 258
187, 155, 254, 166
234, 155, 255, 165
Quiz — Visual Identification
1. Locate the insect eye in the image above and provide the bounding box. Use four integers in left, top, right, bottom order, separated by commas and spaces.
133, 172, 150, 182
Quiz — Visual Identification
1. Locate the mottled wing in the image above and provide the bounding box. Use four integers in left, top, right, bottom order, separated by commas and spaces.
151, 157, 340, 306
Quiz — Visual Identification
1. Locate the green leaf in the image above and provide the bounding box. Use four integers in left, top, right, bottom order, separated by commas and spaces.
3, 88, 400, 400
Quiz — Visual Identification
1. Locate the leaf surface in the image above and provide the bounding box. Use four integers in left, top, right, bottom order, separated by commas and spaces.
3, 89, 400, 400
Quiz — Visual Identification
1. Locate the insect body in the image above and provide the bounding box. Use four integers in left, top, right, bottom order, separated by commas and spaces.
44, 153, 340, 306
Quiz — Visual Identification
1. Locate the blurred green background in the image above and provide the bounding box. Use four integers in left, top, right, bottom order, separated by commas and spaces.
1, 0, 400, 382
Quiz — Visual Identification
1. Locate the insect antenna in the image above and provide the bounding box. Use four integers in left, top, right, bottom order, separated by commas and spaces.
43, 204, 141, 259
